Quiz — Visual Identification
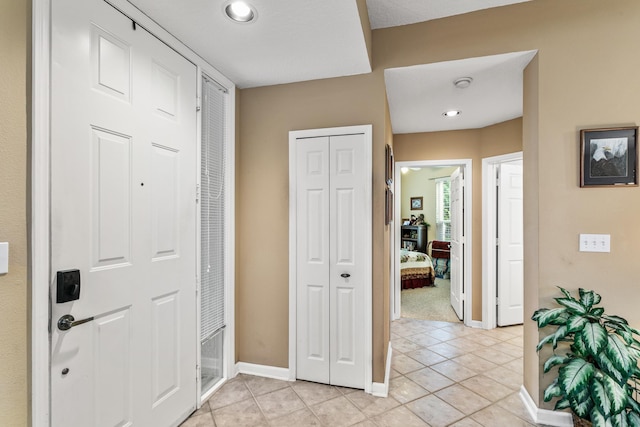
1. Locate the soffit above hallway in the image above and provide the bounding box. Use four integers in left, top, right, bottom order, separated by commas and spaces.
366, 0, 532, 29
125, 0, 530, 89
385, 51, 537, 134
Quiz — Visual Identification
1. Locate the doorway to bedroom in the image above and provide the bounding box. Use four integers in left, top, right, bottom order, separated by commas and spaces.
392, 159, 472, 325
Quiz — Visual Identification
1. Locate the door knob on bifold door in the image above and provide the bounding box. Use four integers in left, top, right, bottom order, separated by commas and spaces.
57, 314, 94, 331
340, 273, 351, 278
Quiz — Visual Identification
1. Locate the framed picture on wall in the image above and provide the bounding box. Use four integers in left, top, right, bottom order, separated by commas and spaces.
385, 187, 394, 225
410, 196, 423, 210
385, 144, 393, 185
580, 126, 639, 187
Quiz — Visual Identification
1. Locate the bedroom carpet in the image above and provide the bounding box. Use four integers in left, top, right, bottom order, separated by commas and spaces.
401, 278, 461, 323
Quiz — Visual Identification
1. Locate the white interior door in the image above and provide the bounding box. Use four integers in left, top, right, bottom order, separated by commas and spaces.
51, 1, 197, 425
449, 168, 464, 320
497, 161, 524, 326
296, 133, 368, 389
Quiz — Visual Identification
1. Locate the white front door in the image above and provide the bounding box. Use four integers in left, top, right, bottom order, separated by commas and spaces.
51, 1, 197, 425
295, 132, 368, 389
497, 161, 524, 326
450, 168, 464, 320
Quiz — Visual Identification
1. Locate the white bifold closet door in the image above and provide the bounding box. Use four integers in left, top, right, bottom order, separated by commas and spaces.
295, 133, 367, 389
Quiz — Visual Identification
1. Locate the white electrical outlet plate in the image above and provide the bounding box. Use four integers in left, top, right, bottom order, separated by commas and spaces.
579, 234, 610, 253
0, 242, 8, 274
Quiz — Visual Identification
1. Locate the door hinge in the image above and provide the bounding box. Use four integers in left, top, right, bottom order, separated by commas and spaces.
496, 297, 500, 306
495, 238, 500, 246
196, 184, 201, 203
196, 97, 201, 112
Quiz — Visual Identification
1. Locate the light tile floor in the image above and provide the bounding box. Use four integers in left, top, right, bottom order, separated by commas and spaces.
182, 318, 542, 427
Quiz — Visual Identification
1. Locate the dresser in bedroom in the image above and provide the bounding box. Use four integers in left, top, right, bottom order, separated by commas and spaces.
400, 225, 427, 253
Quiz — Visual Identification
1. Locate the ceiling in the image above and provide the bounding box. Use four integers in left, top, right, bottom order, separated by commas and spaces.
126, 0, 534, 133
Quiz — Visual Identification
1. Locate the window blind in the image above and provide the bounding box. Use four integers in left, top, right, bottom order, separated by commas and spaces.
435, 178, 451, 241
201, 76, 227, 341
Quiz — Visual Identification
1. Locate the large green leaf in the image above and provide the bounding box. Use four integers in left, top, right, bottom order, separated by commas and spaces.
560, 358, 596, 395
572, 392, 595, 418
556, 297, 588, 315
591, 307, 606, 317
544, 354, 570, 373
580, 288, 597, 309
592, 378, 614, 416
590, 408, 608, 427
595, 352, 625, 383
555, 397, 572, 410
603, 375, 628, 414
611, 412, 629, 427
628, 411, 640, 427
568, 315, 589, 333
553, 325, 569, 349
607, 315, 630, 326
607, 335, 633, 375
536, 333, 556, 352
573, 333, 588, 357
533, 307, 568, 328
581, 322, 608, 356
544, 380, 563, 401
558, 286, 573, 299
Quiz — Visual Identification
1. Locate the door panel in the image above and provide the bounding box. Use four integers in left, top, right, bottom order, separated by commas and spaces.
296, 137, 331, 384
329, 134, 366, 388
497, 162, 524, 326
296, 133, 366, 389
51, 0, 197, 425
450, 168, 464, 320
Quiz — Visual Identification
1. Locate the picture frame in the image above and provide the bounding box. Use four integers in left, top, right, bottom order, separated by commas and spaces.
580, 126, 638, 187
410, 196, 423, 210
385, 144, 393, 185
385, 187, 394, 225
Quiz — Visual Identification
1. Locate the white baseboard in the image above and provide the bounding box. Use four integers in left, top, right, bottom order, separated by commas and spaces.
519, 385, 573, 427
371, 342, 392, 397
467, 319, 484, 329
236, 362, 292, 382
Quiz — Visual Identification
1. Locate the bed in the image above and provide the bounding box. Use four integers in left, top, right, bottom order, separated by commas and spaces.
400, 249, 435, 289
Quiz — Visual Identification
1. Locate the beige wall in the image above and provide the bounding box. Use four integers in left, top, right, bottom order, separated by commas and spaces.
399, 167, 457, 244
237, 72, 389, 379
0, 0, 29, 424
238, 0, 640, 399
394, 119, 523, 320
375, 0, 640, 405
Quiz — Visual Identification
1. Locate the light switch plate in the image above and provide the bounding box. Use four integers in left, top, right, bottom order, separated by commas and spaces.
0, 242, 8, 274
579, 234, 610, 253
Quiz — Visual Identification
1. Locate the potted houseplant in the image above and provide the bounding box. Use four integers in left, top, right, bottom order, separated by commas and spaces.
532, 287, 640, 427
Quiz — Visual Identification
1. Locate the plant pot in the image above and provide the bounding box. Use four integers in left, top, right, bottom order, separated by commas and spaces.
572, 413, 592, 427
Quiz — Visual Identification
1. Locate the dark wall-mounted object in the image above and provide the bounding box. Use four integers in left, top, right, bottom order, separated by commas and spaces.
56, 269, 81, 303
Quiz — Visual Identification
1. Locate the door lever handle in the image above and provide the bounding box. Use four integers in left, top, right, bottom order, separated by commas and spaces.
340, 273, 351, 278
57, 314, 94, 331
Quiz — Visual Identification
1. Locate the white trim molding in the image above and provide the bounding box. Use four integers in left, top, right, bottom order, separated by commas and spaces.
393, 159, 473, 325
288, 125, 373, 393
236, 363, 293, 382
520, 385, 573, 427
481, 151, 523, 330
371, 342, 392, 397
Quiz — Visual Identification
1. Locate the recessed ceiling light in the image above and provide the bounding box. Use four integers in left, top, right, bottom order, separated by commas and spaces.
443, 110, 461, 117
453, 77, 473, 89
224, 1, 256, 23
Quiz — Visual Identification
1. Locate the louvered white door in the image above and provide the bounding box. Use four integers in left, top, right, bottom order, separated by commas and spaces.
296, 132, 368, 389
450, 168, 464, 320
50, 0, 197, 425
497, 162, 524, 326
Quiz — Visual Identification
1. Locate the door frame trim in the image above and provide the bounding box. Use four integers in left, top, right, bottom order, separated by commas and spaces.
392, 159, 473, 326
481, 151, 523, 329
32, 1, 236, 424
288, 125, 373, 393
